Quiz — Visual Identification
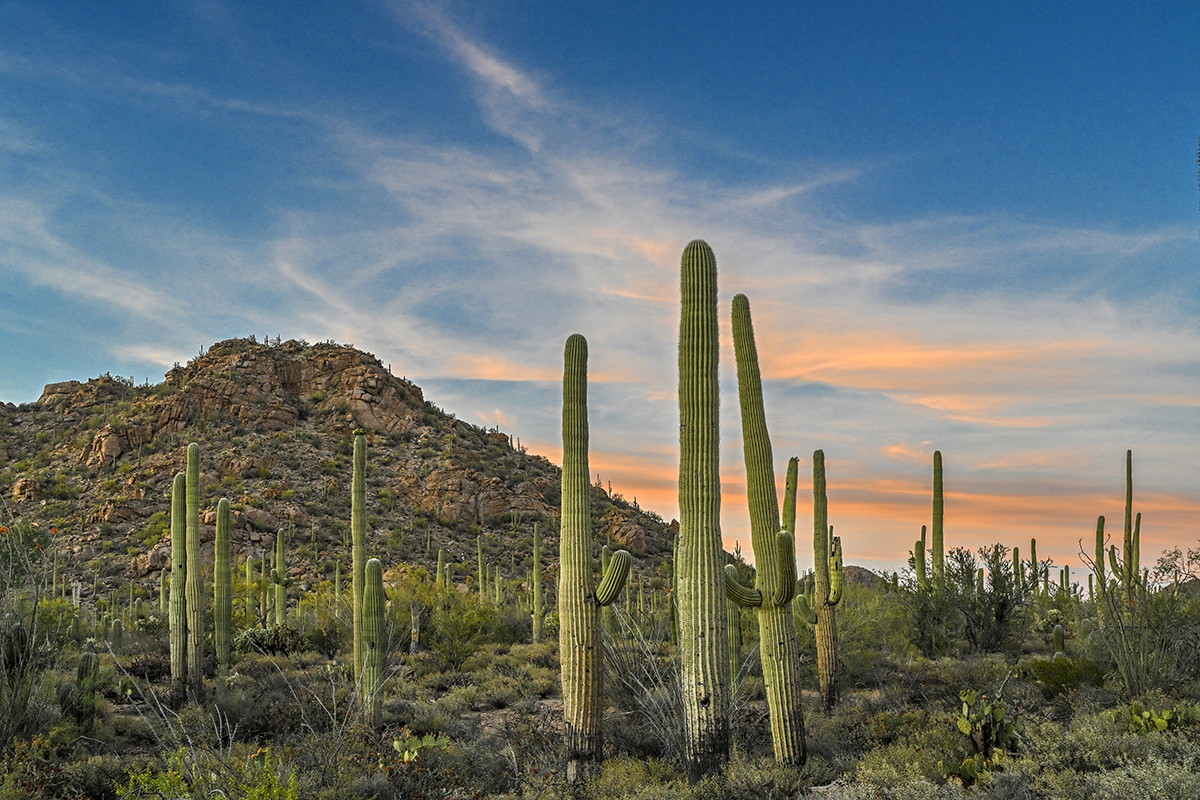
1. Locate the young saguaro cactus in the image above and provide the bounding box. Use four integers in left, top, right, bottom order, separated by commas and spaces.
75, 652, 99, 734
168, 472, 188, 696
214, 498, 232, 680
676, 240, 731, 781
361, 557, 386, 726
559, 333, 632, 782
352, 429, 367, 681
272, 529, 293, 626
517, 522, 548, 643
722, 293, 805, 763
185, 442, 205, 702
245, 556, 258, 628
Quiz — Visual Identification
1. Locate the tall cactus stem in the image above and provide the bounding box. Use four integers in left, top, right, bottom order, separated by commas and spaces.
245, 557, 257, 628
352, 430, 367, 680
185, 443, 204, 701
729, 293, 805, 761
214, 498, 232, 680
559, 333, 632, 781
168, 473, 187, 695
932, 451, 944, 593
812, 450, 841, 710
677, 241, 730, 780
271, 529, 293, 626
360, 557, 386, 726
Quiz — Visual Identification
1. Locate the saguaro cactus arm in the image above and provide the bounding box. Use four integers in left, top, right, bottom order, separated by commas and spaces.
595, 549, 632, 606
724, 564, 763, 607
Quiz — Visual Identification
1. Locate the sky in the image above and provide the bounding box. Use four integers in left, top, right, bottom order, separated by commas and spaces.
1, 0, 1197, 578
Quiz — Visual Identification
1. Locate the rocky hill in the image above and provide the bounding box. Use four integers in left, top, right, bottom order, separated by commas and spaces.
0, 337, 675, 606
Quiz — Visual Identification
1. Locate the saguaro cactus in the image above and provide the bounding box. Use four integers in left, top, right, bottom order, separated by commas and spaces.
75, 652, 99, 734
932, 450, 945, 593
361, 557, 386, 726
352, 430, 367, 680
519, 522, 548, 643
676, 240, 730, 781
214, 498, 232, 679
810, 451, 844, 710
723, 293, 805, 763
271, 530, 293, 626
559, 333, 632, 781
168, 472, 187, 696
245, 556, 258, 628
185, 442, 204, 702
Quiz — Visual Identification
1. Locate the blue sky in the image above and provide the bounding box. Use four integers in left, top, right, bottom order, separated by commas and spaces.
1, 0, 1197, 575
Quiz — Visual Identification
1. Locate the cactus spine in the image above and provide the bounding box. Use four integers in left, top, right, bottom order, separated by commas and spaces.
676, 240, 730, 780
723, 293, 805, 762
361, 557, 385, 726
168, 471, 187, 696
352, 430, 367, 680
185, 442, 204, 701
271, 529, 293, 625
214, 498, 232, 680
559, 333, 632, 781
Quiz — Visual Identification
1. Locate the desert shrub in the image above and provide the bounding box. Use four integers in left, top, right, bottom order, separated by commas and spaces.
426, 587, 508, 671
0, 522, 61, 753
125, 653, 170, 682
723, 757, 804, 800
234, 624, 305, 657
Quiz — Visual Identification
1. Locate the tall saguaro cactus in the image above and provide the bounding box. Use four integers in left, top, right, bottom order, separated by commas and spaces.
185, 443, 204, 702
168, 472, 187, 696
361, 557, 386, 726
676, 240, 730, 781
811, 450, 844, 710
559, 333, 632, 781
723, 293, 805, 764
352, 429, 367, 680
214, 498, 232, 680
